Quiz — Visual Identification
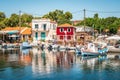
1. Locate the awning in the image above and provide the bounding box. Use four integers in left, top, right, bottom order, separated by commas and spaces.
8, 35, 19, 37
7, 30, 19, 34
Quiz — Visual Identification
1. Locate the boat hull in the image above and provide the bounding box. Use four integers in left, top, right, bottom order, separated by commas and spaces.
81, 51, 107, 56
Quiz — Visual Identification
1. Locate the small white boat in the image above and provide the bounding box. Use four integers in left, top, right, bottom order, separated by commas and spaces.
21, 42, 32, 49
108, 46, 120, 53
52, 44, 59, 49
1, 43, 20, 50
81, 42, 108, 56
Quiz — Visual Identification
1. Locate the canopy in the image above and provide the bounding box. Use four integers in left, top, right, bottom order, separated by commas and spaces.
106, 35, 120, 41
7, 30, 19, 34
8, 35, 19, 37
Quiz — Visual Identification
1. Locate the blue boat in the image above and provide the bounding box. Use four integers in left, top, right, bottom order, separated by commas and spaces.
81, 51, 107, 56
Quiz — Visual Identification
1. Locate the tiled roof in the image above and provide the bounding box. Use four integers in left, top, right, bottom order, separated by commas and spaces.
1, 27, 32, 35
2, 27, 25, 31
58, 23, 73, 27
21, 28, 31, 35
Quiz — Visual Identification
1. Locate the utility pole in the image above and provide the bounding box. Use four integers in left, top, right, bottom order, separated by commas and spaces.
83, 9, 86, 32
19, 10, 21, 42
93, 24, 95, 40
19, 10, 21, 30
83, 9, 86, 43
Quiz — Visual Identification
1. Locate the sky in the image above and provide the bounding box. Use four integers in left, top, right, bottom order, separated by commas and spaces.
0, 0, 120, 20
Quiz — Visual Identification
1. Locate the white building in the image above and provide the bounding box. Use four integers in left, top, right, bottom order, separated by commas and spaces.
32, 18, 57, 43
76, 26, 94, 32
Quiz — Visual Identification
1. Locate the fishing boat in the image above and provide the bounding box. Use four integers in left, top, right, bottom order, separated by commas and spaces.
81, 42, 108, 56
1, 43, 20, 50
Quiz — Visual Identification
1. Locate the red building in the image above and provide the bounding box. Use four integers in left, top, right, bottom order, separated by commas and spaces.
56, 23, 76, 43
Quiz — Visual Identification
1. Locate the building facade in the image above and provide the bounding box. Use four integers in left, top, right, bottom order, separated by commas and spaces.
75, 26, 94, 43
0, 27, 32, 43
21, 28, 32, 42
32, 19, 57, 43
56, 23, 76, 44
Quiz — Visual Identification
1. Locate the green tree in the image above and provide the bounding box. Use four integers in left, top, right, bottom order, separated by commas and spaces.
0, 21, 5, 30
64, 11, 72, 20
4, 18, 9, 27
4, 13, 33, 27
0, 12, 6, 22
21, 13, 33, 27
21, 13, 33, 23
42, 9, 72, 25
77, 13, 119, 34
8, 13, 19, 27
94, 13, 99, 19
109, 24, 117, 34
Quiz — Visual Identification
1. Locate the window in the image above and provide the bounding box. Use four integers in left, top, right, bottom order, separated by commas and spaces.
67, 36, 71, 40
35, 24, 38, 29
67, 28, 71, 32
53, 24, 56, 30
35, 32, 38, 40
60, 36, 63, 40
50, 24, 51, 29
43, 24, 46, 30
41, 32, 46, 40
52, 35, 55, 39
60, 28, 64, 32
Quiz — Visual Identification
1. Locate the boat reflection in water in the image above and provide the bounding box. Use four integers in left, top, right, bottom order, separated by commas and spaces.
0, 48, 120, 80
32, 48, 75, 76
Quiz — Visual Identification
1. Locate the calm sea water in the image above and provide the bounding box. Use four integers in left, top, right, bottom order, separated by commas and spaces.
0, 48, 120, 80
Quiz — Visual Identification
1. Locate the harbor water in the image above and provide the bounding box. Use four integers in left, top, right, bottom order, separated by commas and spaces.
0, 48, 120, 80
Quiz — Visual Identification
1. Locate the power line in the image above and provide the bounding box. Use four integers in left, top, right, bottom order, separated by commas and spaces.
86, 9, 120, 13
72, 10, 83, 14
